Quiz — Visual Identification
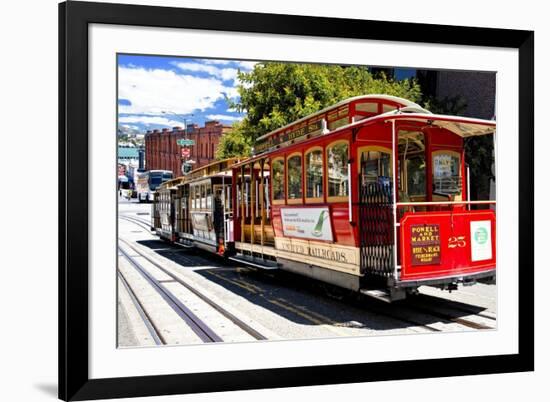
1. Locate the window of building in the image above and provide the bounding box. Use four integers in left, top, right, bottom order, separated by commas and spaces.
271, 157, 285, 203
326, 141, 349, 201
305, 147, 323, 202
287, 153, 303, 203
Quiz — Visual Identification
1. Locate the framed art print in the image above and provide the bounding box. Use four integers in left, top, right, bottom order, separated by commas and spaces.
59, 1, 534, 400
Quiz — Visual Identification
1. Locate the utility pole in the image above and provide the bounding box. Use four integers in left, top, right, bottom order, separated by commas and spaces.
161, 111, 195, 175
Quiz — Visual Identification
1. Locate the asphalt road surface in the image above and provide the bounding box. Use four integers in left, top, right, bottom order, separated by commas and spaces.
117, 198, 497, 347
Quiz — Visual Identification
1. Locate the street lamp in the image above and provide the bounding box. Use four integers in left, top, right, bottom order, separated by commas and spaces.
161, 110, 194, 135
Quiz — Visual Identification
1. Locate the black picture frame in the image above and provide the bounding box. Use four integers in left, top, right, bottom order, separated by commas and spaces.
59, 1, 534, 400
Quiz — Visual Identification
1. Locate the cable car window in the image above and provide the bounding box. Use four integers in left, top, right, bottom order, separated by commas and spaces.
361, 149, 391, 184
195, 185, 200, 209
433, 151, 462, 197
328, 117, 348, 131
201, 184, 206, 209
263, 161, 271, 217
327, 141, 349, 200
398, 132, 426, 200
272, 158, 285, 202
382, 104, 398, 113
355, 102, 378, 113
287, 153, 303, 202
225, 186, 232, 212
206, 183, 213, 209
305, 148, 323, 200
407, 157, 426, 197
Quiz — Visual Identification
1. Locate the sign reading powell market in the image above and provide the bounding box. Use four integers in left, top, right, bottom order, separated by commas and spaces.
410, 224, 441, 265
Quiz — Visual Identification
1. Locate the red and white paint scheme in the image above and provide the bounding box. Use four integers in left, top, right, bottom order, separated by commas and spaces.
230, 95, 496, 301
154, 95, 496, 302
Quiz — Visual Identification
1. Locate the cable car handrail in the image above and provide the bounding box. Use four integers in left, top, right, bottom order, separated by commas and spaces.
396, 200, 496, 207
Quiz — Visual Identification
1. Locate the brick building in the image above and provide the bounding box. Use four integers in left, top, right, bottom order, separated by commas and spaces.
416, 70, 496, 120
144, 121, 231, 175
371, 67, 496, 120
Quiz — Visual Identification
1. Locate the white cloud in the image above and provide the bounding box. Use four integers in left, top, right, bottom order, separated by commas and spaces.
236, 61, 258, 70
171, 62, 238, 82
120, 124, 140, 130
206, 114, 243, 122
118, 66, 236, 115
119, 115, 183, 128
200, 59, 258, 71
202, 59, 232, 66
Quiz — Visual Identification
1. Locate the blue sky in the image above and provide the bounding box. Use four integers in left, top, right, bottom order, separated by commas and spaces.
117, 55, 417, 134
117, 55, 257, 133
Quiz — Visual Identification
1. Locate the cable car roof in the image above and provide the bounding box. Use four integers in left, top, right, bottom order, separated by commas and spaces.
158, 176, 186, 190
380, 112, 496, 137
233, 110, 495, 168
255, 94, 423, 141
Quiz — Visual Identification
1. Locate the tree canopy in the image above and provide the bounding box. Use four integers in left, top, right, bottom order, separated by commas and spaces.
216, 63, 422, 159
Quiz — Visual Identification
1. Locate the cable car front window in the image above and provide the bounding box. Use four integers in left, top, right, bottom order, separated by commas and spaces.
398, 132, 426, 201
433, 152, 462, 198
407, 156, 426, 197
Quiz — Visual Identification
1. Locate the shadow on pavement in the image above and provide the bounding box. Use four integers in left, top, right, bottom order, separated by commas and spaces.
135, 239, 491, 332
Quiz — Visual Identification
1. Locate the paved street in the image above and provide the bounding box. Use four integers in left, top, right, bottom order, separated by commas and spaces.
117, 198, 497, 348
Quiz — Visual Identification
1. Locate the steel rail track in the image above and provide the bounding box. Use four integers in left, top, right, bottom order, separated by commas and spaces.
119, 214, 153, 232
404, 297, 496, 330
413, 293, 497, 321
124, 214, 151, 226
386, 303, 494, 331
117, 269, 164, 345
119, 245, 223, 343
119, 217, 443, 333
118, 237, 267, 341
120, 213, 492, 333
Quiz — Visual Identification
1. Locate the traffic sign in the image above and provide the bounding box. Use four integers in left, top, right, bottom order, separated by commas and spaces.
177, 139, 195, 146
181, 162, 193, 174
181, 148, 190, 157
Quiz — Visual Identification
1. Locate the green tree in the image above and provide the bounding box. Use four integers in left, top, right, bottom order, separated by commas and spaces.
215, 121, 252, 159
422, 95, 467, 116
217, 63, 422, 158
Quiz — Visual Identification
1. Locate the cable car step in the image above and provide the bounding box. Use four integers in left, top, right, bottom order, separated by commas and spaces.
229, 255, 279, 270
360, 288, 407, 303
175, 239, 194, 248
359, 289, 392, 303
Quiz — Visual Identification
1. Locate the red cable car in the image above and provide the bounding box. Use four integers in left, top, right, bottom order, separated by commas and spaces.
230, 95, 496, 301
